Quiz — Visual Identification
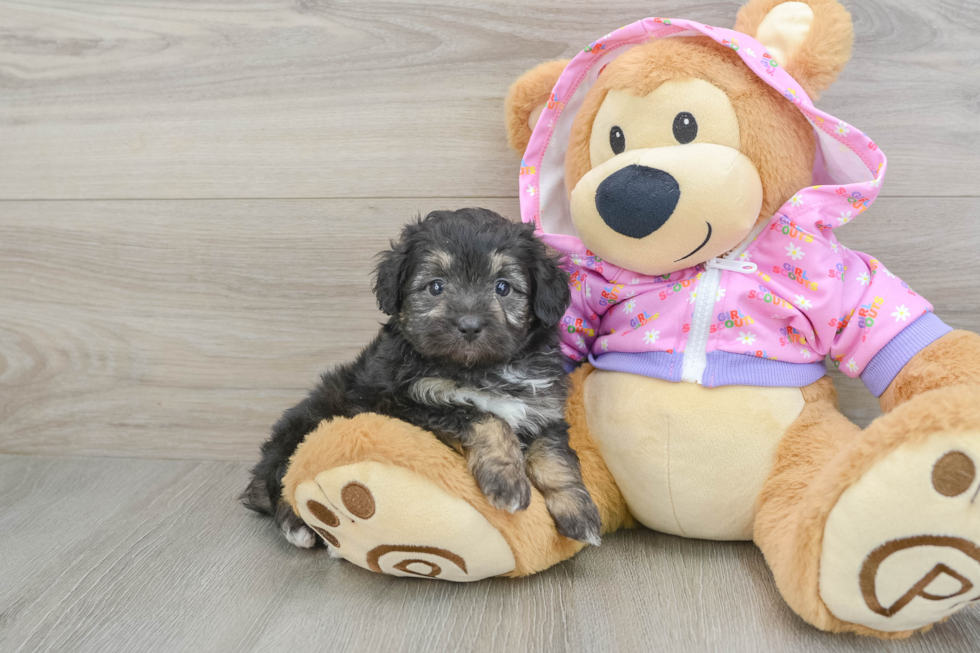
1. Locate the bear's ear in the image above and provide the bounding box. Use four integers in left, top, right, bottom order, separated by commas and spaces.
734, 0, 853, 99
504, 59, 569, 154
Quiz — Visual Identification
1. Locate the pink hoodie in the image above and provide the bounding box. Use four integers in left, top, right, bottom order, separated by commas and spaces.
519, 18, 950, 395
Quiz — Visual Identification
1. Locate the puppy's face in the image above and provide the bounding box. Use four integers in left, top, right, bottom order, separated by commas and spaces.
401, 248, 530, 366
375, 209, 569, 367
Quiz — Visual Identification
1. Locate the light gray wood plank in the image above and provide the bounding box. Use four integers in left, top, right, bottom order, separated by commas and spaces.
0, 197, 518, 459
2, 197, 976, 459
0, 0, 977, 200
0, 454, 977, 652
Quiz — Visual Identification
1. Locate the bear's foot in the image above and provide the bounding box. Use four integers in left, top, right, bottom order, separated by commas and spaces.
821, 431, 980, 631
295, 461, 516, 581
820, 391, 980, 634
280, 413, 589, 581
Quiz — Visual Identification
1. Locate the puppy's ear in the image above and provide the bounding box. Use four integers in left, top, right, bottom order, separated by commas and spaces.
505, 59, 569, 155
734, 0, 853, 100
373, 233, 412, 316
530, 244, 571, 328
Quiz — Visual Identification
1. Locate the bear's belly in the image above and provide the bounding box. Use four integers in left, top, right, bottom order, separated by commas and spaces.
583, 370, 805, 540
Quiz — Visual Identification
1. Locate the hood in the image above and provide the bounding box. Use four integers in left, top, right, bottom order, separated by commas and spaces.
519, 17, 886, 254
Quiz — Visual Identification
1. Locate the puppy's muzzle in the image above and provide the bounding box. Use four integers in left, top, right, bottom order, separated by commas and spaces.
457, 316, 485, 342
595, 164, 680, 239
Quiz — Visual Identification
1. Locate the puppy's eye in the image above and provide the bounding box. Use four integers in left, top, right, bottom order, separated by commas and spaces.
609, 126, 625, 155
495, 280, 511, 297
672, 112, 698, 144
428, 280, 444, 296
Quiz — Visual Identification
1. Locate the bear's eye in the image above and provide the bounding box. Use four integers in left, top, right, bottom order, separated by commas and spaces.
609, 126, 625, 155
672, 112, 698, 144
428, 279, 444, 296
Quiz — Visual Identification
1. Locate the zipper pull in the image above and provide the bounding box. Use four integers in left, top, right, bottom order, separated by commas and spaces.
706, 257, 757, 274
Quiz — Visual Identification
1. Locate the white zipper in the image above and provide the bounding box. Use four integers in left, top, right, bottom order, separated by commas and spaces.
679, 223, 765, 384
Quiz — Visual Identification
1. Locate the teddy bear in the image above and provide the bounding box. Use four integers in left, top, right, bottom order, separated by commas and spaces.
277, 0, 980, 639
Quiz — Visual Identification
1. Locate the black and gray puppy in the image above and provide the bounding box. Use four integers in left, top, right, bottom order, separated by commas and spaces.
242, 208, 602, 547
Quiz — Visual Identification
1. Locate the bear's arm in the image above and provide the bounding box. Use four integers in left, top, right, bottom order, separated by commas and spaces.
818, 247, 950, 396
558, 264, 611, 366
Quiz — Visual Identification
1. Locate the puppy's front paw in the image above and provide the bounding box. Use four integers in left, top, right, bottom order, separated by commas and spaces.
547, 487, 602, 546
476, 464, 532, 514
464, 417, 531, 513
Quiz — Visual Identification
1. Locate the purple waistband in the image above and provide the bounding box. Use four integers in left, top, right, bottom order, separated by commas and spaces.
589, 350, 827, 388
586, 314, 951, 392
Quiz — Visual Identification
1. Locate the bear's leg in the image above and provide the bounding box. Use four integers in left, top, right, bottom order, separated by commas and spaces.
754, 378, 863, 630
755, 376, 980, 638
562, 365, 635, 535
280, 365, 632, 580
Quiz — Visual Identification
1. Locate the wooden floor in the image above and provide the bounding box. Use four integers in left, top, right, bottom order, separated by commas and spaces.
1, 1, 978, 651
3, 454, 979, 653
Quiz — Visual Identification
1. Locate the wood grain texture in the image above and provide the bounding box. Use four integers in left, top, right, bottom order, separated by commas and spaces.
0, 197, 516, 459
1, 454, 977, 653
1, 0, 978, 200
2, 197, 977, 460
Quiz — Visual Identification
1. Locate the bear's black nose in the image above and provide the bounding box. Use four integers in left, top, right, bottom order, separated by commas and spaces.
594, 165, 680, 239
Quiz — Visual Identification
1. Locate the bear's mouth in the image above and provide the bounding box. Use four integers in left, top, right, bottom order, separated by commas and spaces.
674, 222, 712, 262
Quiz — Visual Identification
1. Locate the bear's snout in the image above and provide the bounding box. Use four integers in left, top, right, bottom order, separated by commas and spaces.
594, 165, 680, 239
570, 144, 761, 276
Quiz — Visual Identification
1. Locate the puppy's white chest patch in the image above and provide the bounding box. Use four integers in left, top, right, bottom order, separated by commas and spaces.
410, 378, 560, 434
498, 365, 556, 393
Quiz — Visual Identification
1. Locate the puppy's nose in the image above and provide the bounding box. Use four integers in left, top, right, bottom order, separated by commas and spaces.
457, 316, 484, 341
595, 164, 680, 238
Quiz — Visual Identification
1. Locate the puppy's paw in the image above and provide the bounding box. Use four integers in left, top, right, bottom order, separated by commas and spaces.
464, 418, 531, 513
476, 465, 532, 514
284, 522, 317, 549
547, 487, 602, 546
276, 501, 318, 550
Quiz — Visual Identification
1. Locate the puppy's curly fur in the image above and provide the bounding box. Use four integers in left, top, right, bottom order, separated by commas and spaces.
242, 208, 601, 548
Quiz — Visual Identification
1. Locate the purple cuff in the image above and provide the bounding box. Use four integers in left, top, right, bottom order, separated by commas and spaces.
860, 313, 952, 397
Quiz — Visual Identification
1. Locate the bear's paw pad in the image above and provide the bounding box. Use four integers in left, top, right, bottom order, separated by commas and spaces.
294, 462, 516, 582
820, 432, 980, 632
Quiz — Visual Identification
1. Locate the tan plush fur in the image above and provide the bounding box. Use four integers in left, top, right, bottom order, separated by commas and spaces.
734, 0, 853, 100
283, 364, 630, 578
283, 412, 583, 577
756, 381, 980, 638
564, 365, 635, 533
559, 37, 815, 230
504, 59, 569, 154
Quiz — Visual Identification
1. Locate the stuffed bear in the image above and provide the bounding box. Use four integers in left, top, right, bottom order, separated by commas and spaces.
279, 0, 980, 639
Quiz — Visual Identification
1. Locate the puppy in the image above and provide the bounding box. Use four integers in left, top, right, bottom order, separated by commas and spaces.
242, 208, 602, 549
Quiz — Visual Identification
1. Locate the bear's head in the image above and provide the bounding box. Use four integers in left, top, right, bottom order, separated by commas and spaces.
505, 0, 855, 276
